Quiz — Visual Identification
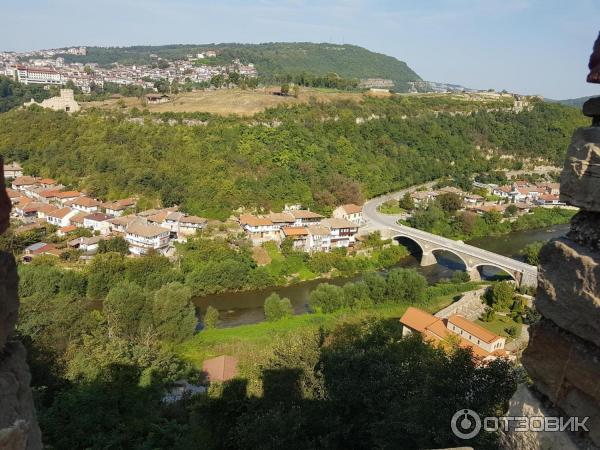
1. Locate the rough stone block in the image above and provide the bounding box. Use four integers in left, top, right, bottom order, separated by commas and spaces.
0, 252, 18, 350
0, 341, 42, 450
536, 238, 600, 347
560, 127, 600, 211
568, 211, 600, 251
522, 319, 600, 447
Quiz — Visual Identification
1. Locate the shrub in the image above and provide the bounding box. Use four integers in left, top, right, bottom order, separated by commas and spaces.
203, 305, 219, 329
264, 293, 294, 321
308, 283, 346, 313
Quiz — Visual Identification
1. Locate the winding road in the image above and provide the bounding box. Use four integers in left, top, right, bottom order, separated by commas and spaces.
361, 183, 537, 287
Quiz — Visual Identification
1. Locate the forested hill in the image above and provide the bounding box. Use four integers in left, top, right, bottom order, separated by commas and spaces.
0, 97, 585, 219
61, 43, 421, 90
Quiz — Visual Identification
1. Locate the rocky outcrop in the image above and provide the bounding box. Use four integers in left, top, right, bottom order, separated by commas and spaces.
523, 319, 600, 446
0, 342, 42, 450
522, 36, 600, 448
0, 160, 42, 450
560, 127, 600, 211
500, 384, 581, 450
535, 238, 600, 347
568, 211, 600, 251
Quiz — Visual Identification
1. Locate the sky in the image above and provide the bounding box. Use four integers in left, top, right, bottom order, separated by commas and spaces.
2, 0, 599, 99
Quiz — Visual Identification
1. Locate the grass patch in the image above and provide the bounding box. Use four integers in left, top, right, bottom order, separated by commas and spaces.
475, 314, 522, 341
177, 284, 480, 370
263, 242, 316, 281
378, 200, 404, 215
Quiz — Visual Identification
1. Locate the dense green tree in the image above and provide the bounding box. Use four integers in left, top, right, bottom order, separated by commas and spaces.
398, 192, 414, 210
488, 281, 516, 311
86, 252, 126, 299
151, 282, 197, 342
436, 192, 463, 213
98, 236, 130, 255
386, 268, 427, 304
104, 281, 149, 339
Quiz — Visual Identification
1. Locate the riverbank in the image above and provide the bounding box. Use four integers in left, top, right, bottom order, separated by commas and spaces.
179, 281, 486, 373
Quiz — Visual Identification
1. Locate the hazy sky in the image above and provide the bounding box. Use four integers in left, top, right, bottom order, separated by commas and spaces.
3, 0, 599, 98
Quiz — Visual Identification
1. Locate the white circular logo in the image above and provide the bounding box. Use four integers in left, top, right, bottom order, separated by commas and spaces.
451, 409, 482, 439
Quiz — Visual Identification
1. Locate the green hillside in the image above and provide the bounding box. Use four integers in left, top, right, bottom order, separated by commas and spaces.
0, 97, 584, 219
61, 42, 421, 90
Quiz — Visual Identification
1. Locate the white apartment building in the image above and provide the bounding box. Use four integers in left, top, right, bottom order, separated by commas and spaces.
125, 222, 171, 255
16, 66, 63, 85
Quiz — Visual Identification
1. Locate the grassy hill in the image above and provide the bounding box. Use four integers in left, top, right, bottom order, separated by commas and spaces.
61, 42, 421, 91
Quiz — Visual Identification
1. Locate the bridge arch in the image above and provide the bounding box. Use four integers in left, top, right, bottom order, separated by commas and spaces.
430, 248, 468, 271
393, 235, 424, 258
471, 263, 517, 283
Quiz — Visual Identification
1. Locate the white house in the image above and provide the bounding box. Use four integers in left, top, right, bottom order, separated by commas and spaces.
11, 176, 39, 192
400, 307, 508, 362
280, 227, 309, 250
446, 314, 506, 354
321, 218, 358, 248
3, 162, 23, 179
83, 213, 112, 234
125, 222, 171, 255
102, 198, 136, 217
68, 235, 105, 254
288, 210, 324, 227
68, 196, 101, 214
46, 207, 78, 227
239, 214, 279, 244
107, 215, 138, 234
306, 226, 331, 252
332, 204, 364, 226
175, 214, 208, 236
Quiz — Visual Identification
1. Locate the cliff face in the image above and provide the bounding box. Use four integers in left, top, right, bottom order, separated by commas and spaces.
522, 97, 600, 447
0, 161, 42, 450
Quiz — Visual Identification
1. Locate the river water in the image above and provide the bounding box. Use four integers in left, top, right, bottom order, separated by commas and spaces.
194, 224, 569, 327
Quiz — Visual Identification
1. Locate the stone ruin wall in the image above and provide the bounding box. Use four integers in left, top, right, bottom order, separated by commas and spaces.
0, 160, 42, 450
521, 37, 600, 447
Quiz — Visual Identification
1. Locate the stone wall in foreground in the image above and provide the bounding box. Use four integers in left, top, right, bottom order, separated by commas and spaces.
0, 160, 42, 450
521, 121, 600, 448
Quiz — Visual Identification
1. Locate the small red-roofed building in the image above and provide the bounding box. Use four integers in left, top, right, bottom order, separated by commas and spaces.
202, 355, 239, 383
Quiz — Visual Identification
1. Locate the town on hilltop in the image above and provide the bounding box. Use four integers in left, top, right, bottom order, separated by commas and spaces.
1, 46, 257, 94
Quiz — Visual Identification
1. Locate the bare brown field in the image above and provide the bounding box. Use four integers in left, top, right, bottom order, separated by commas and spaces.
81, 87, 365, 116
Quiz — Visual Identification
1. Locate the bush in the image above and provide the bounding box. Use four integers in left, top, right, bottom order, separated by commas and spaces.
451, 271, 471, 283
203, 305, 219, 329
264, 293, 294, 321
308, 283, 346, 313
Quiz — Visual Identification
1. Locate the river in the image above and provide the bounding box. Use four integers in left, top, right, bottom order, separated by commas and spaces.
194, 224, 569, 327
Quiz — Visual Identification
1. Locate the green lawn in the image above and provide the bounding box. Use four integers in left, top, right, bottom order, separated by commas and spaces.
475, 314, 522, 341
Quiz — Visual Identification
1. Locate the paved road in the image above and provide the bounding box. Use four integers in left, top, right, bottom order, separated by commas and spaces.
362, 181, 436, 231
362, 184, 536, 274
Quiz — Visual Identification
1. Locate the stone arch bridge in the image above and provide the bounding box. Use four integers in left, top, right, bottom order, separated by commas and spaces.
381, 224, 537, 287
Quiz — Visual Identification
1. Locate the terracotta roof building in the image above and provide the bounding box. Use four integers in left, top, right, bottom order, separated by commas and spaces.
202, 355, 239, 382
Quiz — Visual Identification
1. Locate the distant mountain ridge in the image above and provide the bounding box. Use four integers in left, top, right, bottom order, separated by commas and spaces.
61, 42, 422, 91
545, 95, 595, 108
